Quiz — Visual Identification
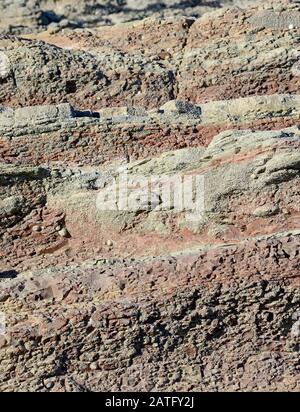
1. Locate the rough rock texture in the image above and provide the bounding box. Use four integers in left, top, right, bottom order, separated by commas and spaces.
0, 0, 300, 392
0, 0, 261, 35
3, 2, 300, 110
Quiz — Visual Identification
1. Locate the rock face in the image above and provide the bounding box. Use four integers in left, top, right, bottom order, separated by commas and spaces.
0, 0, 300, 392
0, 0, 260, 35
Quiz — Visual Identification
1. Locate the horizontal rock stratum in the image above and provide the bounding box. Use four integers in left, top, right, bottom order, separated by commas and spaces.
0, 0, 300, 392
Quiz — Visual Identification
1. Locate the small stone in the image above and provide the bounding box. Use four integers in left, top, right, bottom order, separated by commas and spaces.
0, 335, 7, 349
44, 381, 54, 389
89, 362, 98, 370
0, 52, 10, 79
106, 240, 113, 247
172, 372, 181, 382
47, 22, 60, 35
253, 204, 279, 218
158, 51, 172, 60
289, 24, 294, 30
292, 310, 300, 321
32, 225, 42, 232
24, 341, 32, 350
58, 228, 70, 238
291, 320, 300, 338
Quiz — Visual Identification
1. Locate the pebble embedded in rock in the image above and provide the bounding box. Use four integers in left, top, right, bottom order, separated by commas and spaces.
0, 52, 10, 79
44, 381, 54, 389
253, 204, 280, 218
0, 336, 7, 349
32, 225, 42, 232
89, 362, 98, 371
58, 228, 70, 238
291, 320, 300, 338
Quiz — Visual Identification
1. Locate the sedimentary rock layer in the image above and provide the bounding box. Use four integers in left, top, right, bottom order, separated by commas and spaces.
1, 2, 300, 109
0, 237, 299, 391
0, 0, 261, 35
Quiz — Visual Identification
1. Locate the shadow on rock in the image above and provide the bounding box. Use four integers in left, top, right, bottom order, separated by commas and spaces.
0, 270, 18, 279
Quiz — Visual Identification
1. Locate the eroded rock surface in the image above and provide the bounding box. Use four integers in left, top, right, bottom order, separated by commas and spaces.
0, 0, 300, 392
0, 0, 261, 35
